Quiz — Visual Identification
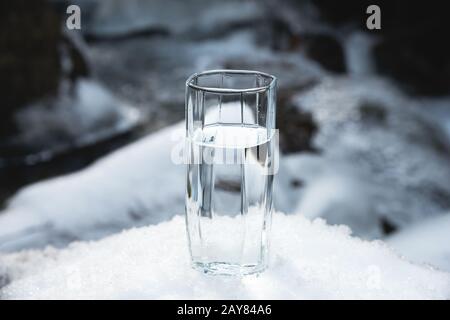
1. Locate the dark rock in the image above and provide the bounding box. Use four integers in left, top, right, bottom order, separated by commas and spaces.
359, 100, 387, 125
84, 28, 171, 43
0, 272, 10, 290
313, 0, 369, 27
62, 35, 90, 81
374, 37, 450, 96
373, 2, 450, 96
302, 34, 346, 74
267, 17, 299, 52
0, 0, 61, 137
313, 0, 450, 95
380, 216, 397, 236
290, 178, 303, 188
0, 0, 89, 139
277, 85, 319, 154
267, 18, 347, 73
420, 185, 450, 211
277, 103, 319, 154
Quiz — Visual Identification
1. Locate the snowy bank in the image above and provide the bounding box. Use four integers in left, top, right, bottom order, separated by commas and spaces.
0, 123, 185, 251
1, 213, 449, 299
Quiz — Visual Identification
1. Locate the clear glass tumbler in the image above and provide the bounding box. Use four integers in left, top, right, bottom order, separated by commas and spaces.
185, 70, 277, 275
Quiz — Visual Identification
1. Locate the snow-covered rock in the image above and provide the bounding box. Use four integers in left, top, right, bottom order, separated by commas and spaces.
15, 79, 139, 153
387, 213, 450, 273
0, 123, 185, 252
281, 77, 450, 238
2, 75, 449, 254
1, 212, 449, 299
76, 0, 264, 39
88, 28, 324, 127
1, 79, 140, 167
1, 76, 449, 253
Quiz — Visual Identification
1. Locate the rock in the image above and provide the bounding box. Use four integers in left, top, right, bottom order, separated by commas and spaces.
358, 100, 387, 125
284, 77, 450, 238
89, 27, 325, 132
302, 34, 346, 74
313, 0, 450, 95
0, 273, 10, 290
276, 88, 319, 154
277, 105, 318, 154
0, 0, 61, 137
77, 0, 265, 40
373, 36, 450, 96
313, 0, 368, 27
0, 0, 89, 139
62, 33, 90, 82
263, 2, 347, 74
372, 2, 450, 96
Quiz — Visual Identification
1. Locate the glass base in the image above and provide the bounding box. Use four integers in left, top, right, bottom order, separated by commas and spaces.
192, 261, 266, 276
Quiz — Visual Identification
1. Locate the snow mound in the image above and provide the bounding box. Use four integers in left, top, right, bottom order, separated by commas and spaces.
1, 213, 449, 299
387, 213, 450, 273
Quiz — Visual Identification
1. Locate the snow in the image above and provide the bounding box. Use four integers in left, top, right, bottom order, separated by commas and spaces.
1, 76, 449, 258
285, 77, 450, 238
81, 0, 264, 38
387, 213, 450, 273
13, 79, 140, 164
0, 103, 263, 252
1, 212, 449, 300
0, 122, 185, 252
281, 154, 381, 237
1, 0, 448, 300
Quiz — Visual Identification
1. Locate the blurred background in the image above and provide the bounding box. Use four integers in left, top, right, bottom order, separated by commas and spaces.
1, 0, 449, 271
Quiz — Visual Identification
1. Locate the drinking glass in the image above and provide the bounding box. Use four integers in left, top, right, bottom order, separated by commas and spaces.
185, 70, 277, 275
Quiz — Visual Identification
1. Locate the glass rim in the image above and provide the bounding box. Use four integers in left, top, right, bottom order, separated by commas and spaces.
186, 69, 277, 94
